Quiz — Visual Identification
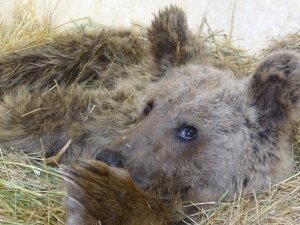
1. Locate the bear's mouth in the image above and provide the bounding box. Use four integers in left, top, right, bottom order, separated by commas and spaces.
95, 149, 153, 188
131, 168, 193, 199
94, 148, 194, 198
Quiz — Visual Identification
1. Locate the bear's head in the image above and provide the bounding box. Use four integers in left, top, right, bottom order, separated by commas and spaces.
96, 6, 300, 202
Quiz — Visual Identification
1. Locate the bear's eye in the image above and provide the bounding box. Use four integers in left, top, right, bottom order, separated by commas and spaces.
177, 126, 197, 141
142, 100, 154, 117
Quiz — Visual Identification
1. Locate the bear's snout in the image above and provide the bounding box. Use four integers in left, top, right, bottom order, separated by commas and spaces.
96, 149, 126, 168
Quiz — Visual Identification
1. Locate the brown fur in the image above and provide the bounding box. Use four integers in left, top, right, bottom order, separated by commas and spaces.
62, 160, 181, 225
0, 6, 206, 163
62, 50, 300, 224
0, 5, 299, 225
0, 29, 149, 93
108, 50, 300, 203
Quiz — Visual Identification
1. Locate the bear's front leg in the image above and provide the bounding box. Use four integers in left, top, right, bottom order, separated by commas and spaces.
61, 160, 178, 225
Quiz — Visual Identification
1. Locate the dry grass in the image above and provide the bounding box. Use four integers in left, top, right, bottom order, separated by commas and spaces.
0, 151, 65, 225
0, 1, 55, 54
200, 19, 258, 77
183, 172, 300, 225
0, 1, 299, 225
263, 33, 300, 54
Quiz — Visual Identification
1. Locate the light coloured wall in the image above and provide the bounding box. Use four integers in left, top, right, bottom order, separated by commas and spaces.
1, 0, 299, 53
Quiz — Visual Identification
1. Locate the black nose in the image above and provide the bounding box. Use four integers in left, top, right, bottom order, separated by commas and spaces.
95, 149, 125, 168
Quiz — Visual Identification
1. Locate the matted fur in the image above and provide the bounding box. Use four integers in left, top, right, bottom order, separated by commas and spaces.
63, 7, 300, 225
0, 29, 148, 92
0, 5, 299, 225
62, 160, 179, 225
0, 6, 206, 164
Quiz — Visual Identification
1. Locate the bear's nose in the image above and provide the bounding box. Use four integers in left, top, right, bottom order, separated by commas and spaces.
95, 149, 125, 168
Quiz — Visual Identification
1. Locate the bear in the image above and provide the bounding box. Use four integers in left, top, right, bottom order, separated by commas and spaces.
61, 6, 300, 225
62, 47, 300, 225
0, 5, 299, 225
96, 49, 300, 203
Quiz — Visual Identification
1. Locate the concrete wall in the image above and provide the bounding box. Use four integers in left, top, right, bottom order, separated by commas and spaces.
1, 0, 299, 53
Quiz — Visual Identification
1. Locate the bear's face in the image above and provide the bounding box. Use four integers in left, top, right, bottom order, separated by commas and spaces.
115, 65, 253, 201
94, 6, 300, 202
99, 50, 300, 202
110, 65, 267, 201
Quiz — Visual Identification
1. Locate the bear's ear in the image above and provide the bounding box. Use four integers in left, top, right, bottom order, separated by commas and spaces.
249, 51, 300, 125
148, 5, 193, 71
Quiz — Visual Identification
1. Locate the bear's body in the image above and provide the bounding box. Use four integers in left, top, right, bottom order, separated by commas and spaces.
0, 5, 299, 225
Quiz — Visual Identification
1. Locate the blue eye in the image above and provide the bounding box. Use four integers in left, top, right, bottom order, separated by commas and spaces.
177, 126, 197, 141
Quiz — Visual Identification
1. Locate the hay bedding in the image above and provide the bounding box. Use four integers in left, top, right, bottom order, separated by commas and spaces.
0, 2, 299, 225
